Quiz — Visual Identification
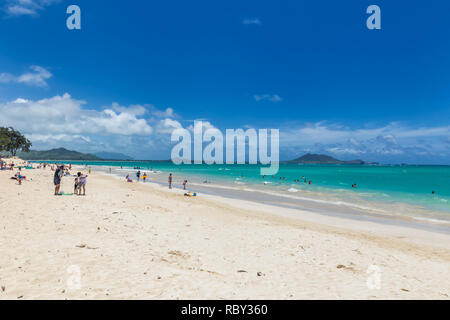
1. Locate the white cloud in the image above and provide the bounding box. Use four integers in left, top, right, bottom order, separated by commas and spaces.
151, 107, 175, 118
280, 121, 450, 162
0, 93, 152, 136
7, 5, 35, 16
254, 94, 282, 102
4, 0, 60, 17
1, 92, 448, 163
111, 103, 147, 116
109, 103, 178, 120
156, 118, 183, 134
96, 109, 153, 135
28, 133, 92, 143
0, 65, 52, 87
0, 93, 189, 159
187, 120, 218, 132
13, 98, 29, 104
243, 18, 262, 25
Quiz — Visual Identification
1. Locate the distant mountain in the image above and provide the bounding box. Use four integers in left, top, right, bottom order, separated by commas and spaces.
94, 152, 133, 161
18, 148, 102, 161
288, 153, 369, 164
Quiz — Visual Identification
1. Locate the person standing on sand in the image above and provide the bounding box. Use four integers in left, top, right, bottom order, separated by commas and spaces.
182, 180, 187, 190
54, 165, 64, 195
168, 173, 173, 189
76, 172, 88, 196
136, 170, 141, 182
74, 175, 79, 194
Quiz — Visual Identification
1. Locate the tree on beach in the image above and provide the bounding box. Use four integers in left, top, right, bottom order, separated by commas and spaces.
0, 127, 32, 156
0, 127, 12, 152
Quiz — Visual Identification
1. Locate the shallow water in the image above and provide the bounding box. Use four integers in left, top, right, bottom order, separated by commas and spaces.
38, 161, 450, 225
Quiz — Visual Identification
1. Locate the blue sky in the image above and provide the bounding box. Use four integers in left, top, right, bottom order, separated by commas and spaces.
0, 0, 449, 163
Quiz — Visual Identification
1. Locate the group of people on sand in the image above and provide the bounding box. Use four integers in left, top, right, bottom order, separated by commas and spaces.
0, 159, 10, 170
53, 164, 88, 196
124, 171, 188, 191
1, 159, 29, 171
1, 159, 31, 185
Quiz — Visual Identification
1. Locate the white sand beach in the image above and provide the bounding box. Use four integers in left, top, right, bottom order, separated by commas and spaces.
0, 160, 449, 300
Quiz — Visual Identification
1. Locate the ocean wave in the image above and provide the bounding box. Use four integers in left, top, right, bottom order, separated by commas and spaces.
188, 181, 388, 213
412, 217, 450, 225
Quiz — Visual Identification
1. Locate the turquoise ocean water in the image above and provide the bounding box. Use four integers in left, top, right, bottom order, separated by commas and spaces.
38, 161, 450, 224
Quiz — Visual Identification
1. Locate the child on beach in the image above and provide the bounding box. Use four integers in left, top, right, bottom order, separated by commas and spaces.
74, 175, 79, 194
142, 172, 147, 182
15, 172, 23, 185
168, 173, 172, 189
182, 180, 187, 190
76, 172, 88, 196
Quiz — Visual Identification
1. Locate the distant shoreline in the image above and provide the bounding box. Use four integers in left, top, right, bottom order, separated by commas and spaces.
28, 159, 450, 166
56, 162, 450, 230
100, 166, 450, 235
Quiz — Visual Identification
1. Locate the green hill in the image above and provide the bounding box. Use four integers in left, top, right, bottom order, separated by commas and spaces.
289, 153, 366, 164
18, 148, 102, 161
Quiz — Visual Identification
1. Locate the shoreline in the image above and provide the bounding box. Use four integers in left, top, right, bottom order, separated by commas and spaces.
1, 163, 450, 299
29, 161, 450, 217
88, 164, 450, 234
101, 170, 450, 250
